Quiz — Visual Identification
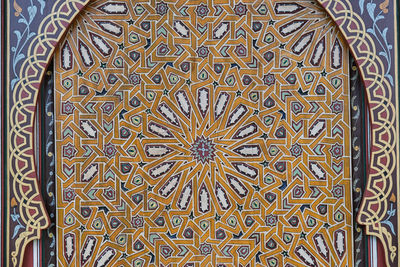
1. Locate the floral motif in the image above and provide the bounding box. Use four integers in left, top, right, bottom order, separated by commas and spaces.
132, 215, 144, 228
62, 101, 75, 115
129, 72, 141, 85
330, 100, 343, 114
332, 184, 344, 198
199, 243, 213, 255
290, 143, 303, 158
196, 4, 209, 17
263, 74, 275, 87
197, 46, 209, 58
156, 1, 168, 16
63, 188, 76, 202
234, 3, 247, 16
104, 143, 117, 158
265, 215, 278, 227
330, 143, 343, 159
63, 143, 76, 159
190, 136, 216, 164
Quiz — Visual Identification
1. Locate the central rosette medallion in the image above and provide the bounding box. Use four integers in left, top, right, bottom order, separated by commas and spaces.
190, 136, 216, 164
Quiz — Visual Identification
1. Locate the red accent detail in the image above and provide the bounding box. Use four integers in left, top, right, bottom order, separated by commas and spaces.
26, 105, 36, 112
22, 241, 33, 267
32, 82, 40, 89
21, 90, 29, 98
375, 87, 383, 96
376, 237, 388, 267
375, 181, 383, 188
61, 20, 69, 27
16, 135, 24, 145
368, 64, 376, 73
381, 132, 389, 141
76, 2, 84, 9
37, 46, 44, 54
335, 2, 345, 11
379, 156, 387, 165
29, 209, 36, 216
22, 185, 30, 193
48, 24, 55, 32
18, 160, 25, 169
364, 189, 374, 197
370, 203, 379, 212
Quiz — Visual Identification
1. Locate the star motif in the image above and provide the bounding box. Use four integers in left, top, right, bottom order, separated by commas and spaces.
118, 43, 125, 50
281, 251, 289, 257
138, 162, 146, 167
300, 232, 307, 239
323, 223, 330, 229
237, 204, 243, 211
163, 89, 169, 95
236, 90, 242, 97
213, 81, 219, 87
279, 43, 286, 49
190, 136, 216, 164
137, 133, 144, 139
146, 109, 152, 114
260, 161, 269, 167
121, 253, 128, 259
321, 69, 327, 76
79, 225, 86, 231
127, 19, 134, 25
147, 185, 153, 191
253, 110, 259, 115
252, 185, 261, 191
268, 20, 275, 25
261, 133, 268, 139
186, 79, 192, 85
215, 213, 221, 221
189, 211, 194, 220
165, 204, 171, 211
297, 61, 304, 68
100, 62, 107, 69
77, 70, 84, 77
103, 234, 110, 241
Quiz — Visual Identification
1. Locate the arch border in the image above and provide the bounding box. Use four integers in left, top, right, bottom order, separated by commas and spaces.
3, 0, 398, 266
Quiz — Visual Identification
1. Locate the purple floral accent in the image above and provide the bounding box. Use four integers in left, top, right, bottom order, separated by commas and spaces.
263, 74, 275, 86
63, 143, 76, 159
129, 72, 141, 85
332, 184, 344, 198
132, 215, 144, 228
330, 143, 343, 159
156, 1, 168, 15
196, 4, 209, 17
265, 214, 277, 227
199, 243, 213, 255
190, 136, 216, 164
234, 3, 247, 16
290, 143, 302, 158
63, 188, 76, 202
104, 143, 117, 158
62, 101, 75, 115
197, 46, 209, 58
330, 100, 343, 114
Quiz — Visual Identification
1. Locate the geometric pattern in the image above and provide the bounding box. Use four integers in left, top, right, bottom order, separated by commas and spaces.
54, 0, 352, 266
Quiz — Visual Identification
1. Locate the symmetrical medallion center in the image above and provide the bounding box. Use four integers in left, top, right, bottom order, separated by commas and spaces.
190, 136, 216, 164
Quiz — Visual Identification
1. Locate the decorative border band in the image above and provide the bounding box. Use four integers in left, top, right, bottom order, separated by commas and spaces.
5, 0, 398, 266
